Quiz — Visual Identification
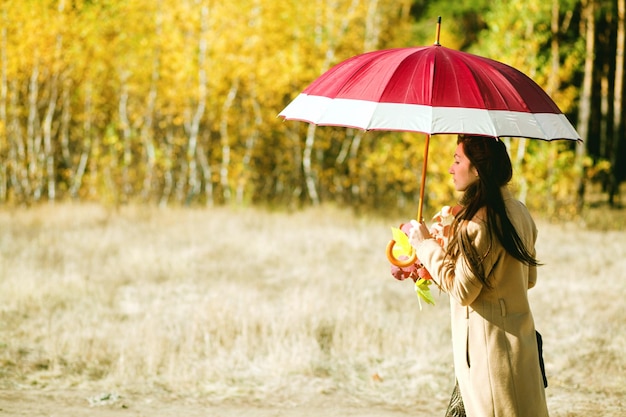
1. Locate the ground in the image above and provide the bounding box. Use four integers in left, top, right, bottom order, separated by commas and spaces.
1, 387, 625, 417
0, 390, 417, 417
2, 205, 625, 417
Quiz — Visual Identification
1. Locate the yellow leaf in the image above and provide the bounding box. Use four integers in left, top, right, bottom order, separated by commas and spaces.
390, 227, 412, 256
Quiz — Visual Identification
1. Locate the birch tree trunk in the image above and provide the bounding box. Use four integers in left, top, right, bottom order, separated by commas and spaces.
70, 83, 93, 199
26, 55, 40, 201
576, 0, 596, 214
159, 118, 175, 208
41, 0, 66, 201
140, 8, 161, 203
234, 1, 262, 206
302, 124, 319, 204
140, 42, 160, 201
197, 139, 213, 207
236, 85, 261, 206
184, 3, 209, 203
118, 72, 132, 201
219, 79, 239, 204
140, 63, 158, 202
42, 71, 58, 201
8, 80, 27, 202
600, 72, 609, 157
60, 82, 71, 165
610, 0, 625, 206
0, 22, 7, 201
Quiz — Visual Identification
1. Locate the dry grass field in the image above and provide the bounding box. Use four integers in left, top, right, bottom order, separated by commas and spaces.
0, 202, 625, 416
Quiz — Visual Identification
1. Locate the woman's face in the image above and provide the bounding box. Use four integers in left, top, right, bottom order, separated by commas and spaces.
449, 142, 479, 191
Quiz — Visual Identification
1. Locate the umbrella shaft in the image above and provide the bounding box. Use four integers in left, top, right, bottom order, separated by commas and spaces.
417, 135, 430, 222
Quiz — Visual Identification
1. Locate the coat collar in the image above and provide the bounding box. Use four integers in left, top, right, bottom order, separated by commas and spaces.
501, 186, 514, 201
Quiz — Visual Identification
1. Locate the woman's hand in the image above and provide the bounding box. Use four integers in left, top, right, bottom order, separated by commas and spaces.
408, 220, 433, 248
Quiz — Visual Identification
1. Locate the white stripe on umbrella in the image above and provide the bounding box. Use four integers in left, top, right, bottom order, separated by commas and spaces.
280, 94, 580, 141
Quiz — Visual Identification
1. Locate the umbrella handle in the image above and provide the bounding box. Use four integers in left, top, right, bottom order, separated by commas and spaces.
386, 240, 418, 268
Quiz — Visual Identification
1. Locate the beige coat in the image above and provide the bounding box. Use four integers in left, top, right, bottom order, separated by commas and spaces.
415, 188, 549, 417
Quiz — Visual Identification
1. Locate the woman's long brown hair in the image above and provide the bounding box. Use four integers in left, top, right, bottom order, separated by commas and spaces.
444, 135, 540, 288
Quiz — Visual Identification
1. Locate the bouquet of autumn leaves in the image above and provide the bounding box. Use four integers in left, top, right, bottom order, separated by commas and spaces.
387, 205, 459, 310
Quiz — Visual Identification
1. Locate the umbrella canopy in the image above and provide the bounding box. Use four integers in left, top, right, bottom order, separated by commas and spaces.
279, 45, 580, 141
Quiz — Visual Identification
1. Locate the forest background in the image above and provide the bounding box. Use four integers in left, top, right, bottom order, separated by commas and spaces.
1, 0, 625, 219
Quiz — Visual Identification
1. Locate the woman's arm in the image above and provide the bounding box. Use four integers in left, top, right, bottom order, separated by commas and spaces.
415, 238, 482, 306
412, 219, 495, 306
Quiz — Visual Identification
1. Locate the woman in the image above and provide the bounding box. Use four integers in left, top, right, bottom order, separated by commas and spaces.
409, 135, 549, 417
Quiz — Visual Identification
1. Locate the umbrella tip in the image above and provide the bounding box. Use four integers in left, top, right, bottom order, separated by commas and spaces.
434, 16, 442, 46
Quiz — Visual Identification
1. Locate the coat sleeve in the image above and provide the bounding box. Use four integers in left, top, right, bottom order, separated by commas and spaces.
415, 219, 493, 306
